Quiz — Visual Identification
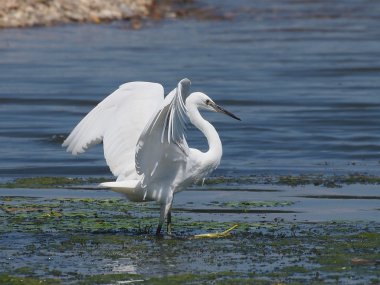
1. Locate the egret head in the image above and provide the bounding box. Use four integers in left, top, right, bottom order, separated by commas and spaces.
188, 92, 241, 121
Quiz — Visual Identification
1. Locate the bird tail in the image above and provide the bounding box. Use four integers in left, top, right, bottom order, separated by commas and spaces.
99, 180, 146, 202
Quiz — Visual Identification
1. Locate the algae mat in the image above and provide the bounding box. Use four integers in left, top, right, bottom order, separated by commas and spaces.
1, 184, 379, 284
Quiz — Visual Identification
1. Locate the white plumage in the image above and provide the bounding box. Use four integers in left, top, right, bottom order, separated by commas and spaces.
63, 78, 240, 235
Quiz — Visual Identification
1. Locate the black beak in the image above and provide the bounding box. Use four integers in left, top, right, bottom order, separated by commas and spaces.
211, 102, 241, 121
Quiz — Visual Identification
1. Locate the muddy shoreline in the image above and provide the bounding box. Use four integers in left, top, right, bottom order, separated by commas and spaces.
0, 0, 198, 29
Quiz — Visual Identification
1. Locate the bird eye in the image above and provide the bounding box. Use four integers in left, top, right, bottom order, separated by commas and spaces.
205, 99, 210, 105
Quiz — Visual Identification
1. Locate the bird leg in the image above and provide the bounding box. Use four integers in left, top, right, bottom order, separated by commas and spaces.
167, 211, 172, 234
156, 199, 173, 236
156, 224, 162, 236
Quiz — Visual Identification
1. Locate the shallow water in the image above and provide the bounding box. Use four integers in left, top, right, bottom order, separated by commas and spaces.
0, 0, 380, 283
1, 182, 379, 223
0, 192, 379, 284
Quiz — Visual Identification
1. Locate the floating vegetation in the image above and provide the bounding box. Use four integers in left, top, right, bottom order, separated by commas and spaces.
343, 174, 380, 185
0, 274, 60, 285
278, 174, 380, 187
217, 200, 295, 208
0, 176, 108, 189
203, 173, 380, 188
0, 196, 379, 284
1, 173, 380, 190
0, 176, 379, 283
278, 174, 333, 187
77, 273, 144, 285
0, 197, 156, 234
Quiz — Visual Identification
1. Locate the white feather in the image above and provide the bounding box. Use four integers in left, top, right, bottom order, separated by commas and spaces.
62, 78, 237, 234
135, 79, 190, 188
62, 81, 164, 180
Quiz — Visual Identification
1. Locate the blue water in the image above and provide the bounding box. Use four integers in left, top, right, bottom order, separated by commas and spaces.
1, 0, 380, 180
1, 4, 380, 283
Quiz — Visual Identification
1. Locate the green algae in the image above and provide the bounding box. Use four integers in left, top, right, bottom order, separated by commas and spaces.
1, 173, 380, 190
77, 273, 143, 285
1, 215, 379, 284
0, 274, 60, 285
278, 174, 380, 187
343, 174, 380, 185
0, 197, 158, 234
144, 272, 266, 285
1, 196, 285, 235
0, 183, 379, 284
0, 176, 108, 189
14, 267, 35, 276
312, 231, 380, 270
218, 200, 295, 208
278, 175, 333, 187
202, 173, 380, 188
62, 272, 274, 285
0, 198, 380, 284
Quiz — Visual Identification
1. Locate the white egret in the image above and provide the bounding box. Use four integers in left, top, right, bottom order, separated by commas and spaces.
62, 78, 240, 235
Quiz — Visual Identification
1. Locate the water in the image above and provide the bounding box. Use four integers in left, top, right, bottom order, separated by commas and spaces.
1, 0, 380, 181
1, 2, 380, 281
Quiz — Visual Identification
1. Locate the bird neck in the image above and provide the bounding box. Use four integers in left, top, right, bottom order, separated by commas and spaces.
187, 104, 222, 166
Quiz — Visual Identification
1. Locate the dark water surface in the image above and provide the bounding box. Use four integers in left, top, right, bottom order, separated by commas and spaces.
1, 0, 380, 180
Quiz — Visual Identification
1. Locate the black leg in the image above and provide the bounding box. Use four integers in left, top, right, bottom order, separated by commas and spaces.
156, 197, 173, 236
156, 224, 162, 236
167, 211, 172, 234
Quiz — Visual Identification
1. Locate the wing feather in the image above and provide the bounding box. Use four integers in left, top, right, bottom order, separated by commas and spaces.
62, 82, 164, 179
135, 78, 191, 188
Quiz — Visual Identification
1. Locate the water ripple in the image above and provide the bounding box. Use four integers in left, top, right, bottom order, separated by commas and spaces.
0, 0, 379, 178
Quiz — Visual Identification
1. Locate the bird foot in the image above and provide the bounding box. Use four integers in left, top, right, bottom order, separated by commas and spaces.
193, 224, 239, 239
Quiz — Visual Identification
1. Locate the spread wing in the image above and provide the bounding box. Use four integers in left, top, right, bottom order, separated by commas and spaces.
135, 78, 191, 188
62, 82, 164, 180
